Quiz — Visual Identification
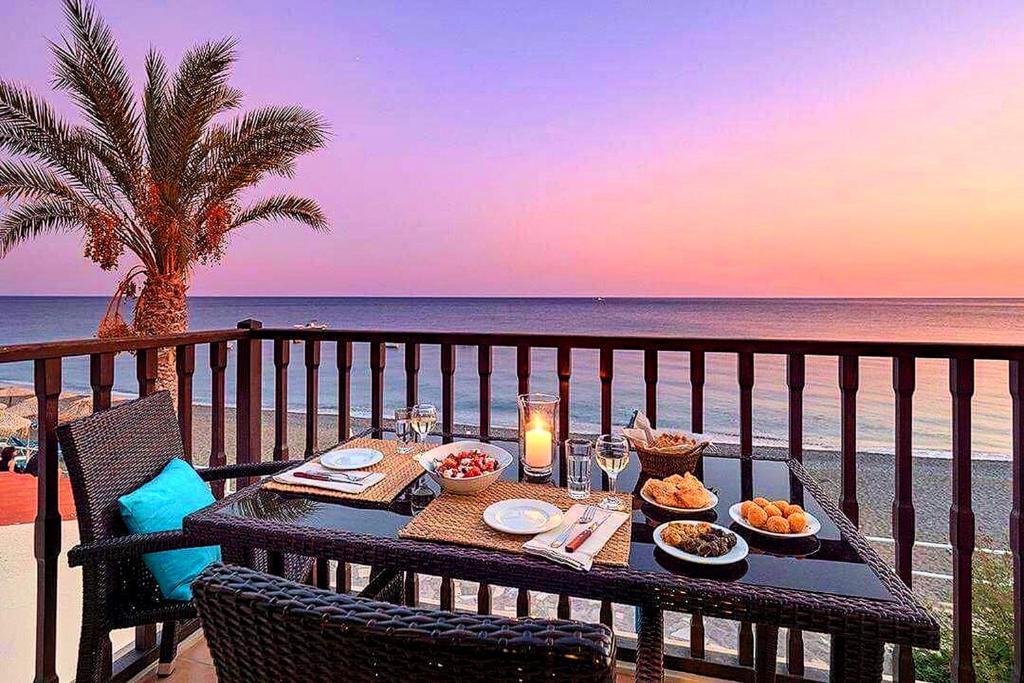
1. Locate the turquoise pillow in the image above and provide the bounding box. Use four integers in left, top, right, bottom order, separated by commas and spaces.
118, 458, 220, 601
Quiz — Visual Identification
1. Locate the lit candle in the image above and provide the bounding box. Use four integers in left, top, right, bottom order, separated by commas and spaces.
524, 419, 553, 469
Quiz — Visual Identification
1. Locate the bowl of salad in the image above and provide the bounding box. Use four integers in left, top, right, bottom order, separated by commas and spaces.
416, 440, 514, 495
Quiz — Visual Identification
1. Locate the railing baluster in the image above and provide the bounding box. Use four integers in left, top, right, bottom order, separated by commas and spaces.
787, 354, 804, 462
33, 357, 61, 683
690, 350, 705, 433
441, 343, 456, 443
305, 340, 321, 456
556, 345, 572, 620
136, 348, 157, 397
737, 351, 754, 666
209, 341, 228, 499
336, 562, 351, 594
644, 349, 658, 427
738, 352, 754, 456
405, 342, 420, 406
839, 355, 860, 525
950, 356, 976, 681
478, 345, 492, 442
892, 354, 917, 682
440, 342, 457, 611
1010, 358, 1024, 683
273, 339, 290, 461
135, 348, 158, 653
176, 345, 195, 463
597, 347, 615, 629
515, 344, 532, 617
370, 341, 385, 438
337, 341, 352, 442
476, 345, 493, 613
236, 320, 263, 487
90, 352, 114, 412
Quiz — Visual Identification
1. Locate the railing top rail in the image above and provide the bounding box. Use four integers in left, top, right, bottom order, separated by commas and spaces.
0, 328, 246, 364
255, 327, 1024, 360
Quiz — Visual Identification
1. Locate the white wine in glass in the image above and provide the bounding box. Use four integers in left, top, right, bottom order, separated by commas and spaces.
595, 434, 629, 511
410, 404, 437, 443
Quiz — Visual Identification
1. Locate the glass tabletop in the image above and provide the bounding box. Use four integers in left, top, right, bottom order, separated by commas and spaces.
214, 438, 895, 604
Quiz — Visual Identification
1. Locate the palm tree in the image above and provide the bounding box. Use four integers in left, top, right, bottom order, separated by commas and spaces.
0, 0, 329, 389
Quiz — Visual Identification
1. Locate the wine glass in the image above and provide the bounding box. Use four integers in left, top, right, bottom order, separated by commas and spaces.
595, 434, 629, 511
394, 407, 414, 453
410, 404, 437, 444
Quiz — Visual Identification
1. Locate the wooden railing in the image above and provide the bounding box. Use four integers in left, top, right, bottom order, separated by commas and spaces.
2, 321, 1023, 682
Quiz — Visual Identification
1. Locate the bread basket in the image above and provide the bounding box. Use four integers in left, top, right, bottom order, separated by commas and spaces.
622, 412, 711, 477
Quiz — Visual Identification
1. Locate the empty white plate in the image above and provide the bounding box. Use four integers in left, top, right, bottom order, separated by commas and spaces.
483, 499, 563, 535
320, 448, 383, 471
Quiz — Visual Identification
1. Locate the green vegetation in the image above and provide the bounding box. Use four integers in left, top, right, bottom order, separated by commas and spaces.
914, 550, 1014, 682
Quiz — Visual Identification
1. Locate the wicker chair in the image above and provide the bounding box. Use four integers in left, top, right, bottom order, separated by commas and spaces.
194, 562, 617, 682
57, 391, 312, 682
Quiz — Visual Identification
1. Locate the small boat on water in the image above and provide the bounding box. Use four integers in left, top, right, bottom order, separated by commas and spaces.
385, 342, 400, 349
292, 320, 327, 342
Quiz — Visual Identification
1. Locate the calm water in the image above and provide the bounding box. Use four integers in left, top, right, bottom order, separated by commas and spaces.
1, 296, 1022, 460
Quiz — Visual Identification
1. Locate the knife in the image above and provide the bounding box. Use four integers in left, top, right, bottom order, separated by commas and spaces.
293, 470, 370, 484
565, 512, 613, 553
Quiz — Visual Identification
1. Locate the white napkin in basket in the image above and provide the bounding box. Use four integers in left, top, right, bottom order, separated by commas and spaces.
523, 504, 629, 571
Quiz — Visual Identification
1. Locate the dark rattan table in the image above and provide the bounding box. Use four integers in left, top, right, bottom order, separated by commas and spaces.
184, 442, 938, 682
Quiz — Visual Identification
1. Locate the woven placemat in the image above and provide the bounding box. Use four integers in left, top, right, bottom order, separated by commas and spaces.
398, 481, 632, 567
263, 438, 427, 504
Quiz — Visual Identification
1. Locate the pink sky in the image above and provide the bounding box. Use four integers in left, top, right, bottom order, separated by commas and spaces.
2, 1, 1023, 296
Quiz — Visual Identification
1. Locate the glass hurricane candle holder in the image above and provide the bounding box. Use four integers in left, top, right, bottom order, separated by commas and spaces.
518, 393, 559, 484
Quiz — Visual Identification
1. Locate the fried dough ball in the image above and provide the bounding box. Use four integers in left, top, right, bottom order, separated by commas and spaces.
787, 512, 808, 533
772, 500, 791, 516
661, 526, 684, 546
765, 515, 790, 533
786, 505, 804, 517
740, 500, 758, 518
745, 504, 768, 528
752, 497, 770, 508
762, 503, 782, 518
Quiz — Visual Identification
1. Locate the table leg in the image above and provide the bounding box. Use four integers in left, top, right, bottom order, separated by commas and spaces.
266, 550, 284, 577
830, 634, 884, 682
755, 624, 779, 682
635, 604, 664, 682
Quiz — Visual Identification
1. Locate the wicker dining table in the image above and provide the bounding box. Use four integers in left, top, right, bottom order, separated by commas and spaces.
183, 439, 938, 682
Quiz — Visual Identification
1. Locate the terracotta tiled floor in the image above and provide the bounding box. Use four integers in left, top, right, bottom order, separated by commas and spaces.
137, 634, 721, 682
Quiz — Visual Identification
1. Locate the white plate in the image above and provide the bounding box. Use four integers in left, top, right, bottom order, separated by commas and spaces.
640, 486, 718, 514
653, 521, 748, 565
320, 447, 383, 471
728, 503, 821, 538
483, 499, 563, 535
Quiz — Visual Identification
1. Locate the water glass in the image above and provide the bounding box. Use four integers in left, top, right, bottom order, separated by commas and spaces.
411, 404, 437, 444
595, 434, 630, 510
394, 407, 414, 453
565, 438, 593, 499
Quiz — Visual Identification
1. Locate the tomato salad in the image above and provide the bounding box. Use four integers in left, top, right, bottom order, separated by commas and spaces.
435, 449, 500, 479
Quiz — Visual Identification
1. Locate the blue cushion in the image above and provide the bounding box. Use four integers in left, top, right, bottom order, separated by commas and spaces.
118, 458, 220, 601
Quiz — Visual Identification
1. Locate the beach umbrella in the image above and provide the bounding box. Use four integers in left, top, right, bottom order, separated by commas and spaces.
59, 397, 94, 422
6, 399, 37, 418
0, 409, 31, 439
0, 385, 34, 406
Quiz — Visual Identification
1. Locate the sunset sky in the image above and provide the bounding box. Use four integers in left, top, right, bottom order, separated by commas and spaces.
2, 1, 1023, 296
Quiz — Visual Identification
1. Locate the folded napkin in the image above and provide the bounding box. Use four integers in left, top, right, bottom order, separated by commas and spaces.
523, 504, 630, 571
272, 460, 384, 494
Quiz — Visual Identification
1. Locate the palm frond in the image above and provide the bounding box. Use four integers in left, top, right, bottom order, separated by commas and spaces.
143, 48, 168, 172
0, 159, 86, 203
197, 106, 329, 211
49, 0, 141, 195
0, 199, 84, 257
230, 194, 329, 231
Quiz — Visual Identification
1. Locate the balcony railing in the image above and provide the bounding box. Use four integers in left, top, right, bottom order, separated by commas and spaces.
1, 320, 1021, 682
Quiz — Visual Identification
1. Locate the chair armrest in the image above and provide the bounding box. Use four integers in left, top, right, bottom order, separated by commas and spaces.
67, 530, 196, 567
196, 460, 293, 482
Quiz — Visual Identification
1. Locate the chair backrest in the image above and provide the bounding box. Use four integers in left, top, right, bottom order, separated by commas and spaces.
57, 391, 185, 544
194, 563, 616, 683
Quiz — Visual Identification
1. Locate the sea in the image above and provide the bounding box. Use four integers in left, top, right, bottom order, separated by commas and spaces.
1, 296, 1022, 461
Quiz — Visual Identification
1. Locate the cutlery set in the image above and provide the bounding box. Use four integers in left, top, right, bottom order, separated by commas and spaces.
548, 505, 613, 553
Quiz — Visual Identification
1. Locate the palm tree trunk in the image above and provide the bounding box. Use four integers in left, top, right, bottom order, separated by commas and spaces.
133, 272, 189, 394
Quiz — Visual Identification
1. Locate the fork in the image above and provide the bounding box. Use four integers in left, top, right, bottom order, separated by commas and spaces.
549, 505, 596, 549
